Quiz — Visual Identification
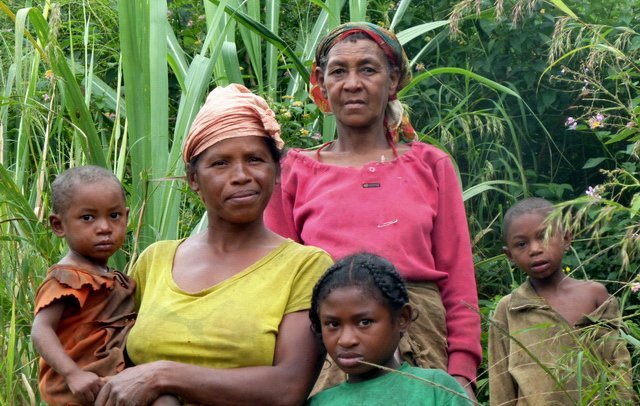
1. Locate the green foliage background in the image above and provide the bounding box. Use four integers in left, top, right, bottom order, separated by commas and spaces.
0, 0, 638, 404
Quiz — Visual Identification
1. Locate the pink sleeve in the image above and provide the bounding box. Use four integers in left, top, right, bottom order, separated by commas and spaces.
432, 156, 482, 382
264, 157, 302, 242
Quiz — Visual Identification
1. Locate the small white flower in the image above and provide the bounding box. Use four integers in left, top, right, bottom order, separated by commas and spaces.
585, 185, 602, 200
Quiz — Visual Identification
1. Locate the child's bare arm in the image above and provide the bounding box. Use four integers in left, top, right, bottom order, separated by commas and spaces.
588, 281, 610, 308
32, 301, 103, 404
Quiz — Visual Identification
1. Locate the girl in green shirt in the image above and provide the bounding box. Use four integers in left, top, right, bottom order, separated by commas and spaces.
308, 253, 471, 405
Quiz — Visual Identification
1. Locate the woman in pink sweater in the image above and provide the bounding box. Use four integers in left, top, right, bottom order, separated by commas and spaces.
265, 22, 481, 400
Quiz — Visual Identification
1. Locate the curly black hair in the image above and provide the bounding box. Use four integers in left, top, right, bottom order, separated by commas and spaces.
309, 252, 410, 344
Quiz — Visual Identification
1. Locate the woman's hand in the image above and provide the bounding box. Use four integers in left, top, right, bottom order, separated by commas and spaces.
453, 375, 478, 404
95, 311, 321, 406
95, 362, 165, 406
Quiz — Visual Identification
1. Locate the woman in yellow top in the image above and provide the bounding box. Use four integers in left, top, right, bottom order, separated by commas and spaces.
96, 84, 333, 405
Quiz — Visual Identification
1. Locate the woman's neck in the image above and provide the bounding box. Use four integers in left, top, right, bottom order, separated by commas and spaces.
317, 128, 403, 167
333, 123, 388, 153
203, 218, 281, 253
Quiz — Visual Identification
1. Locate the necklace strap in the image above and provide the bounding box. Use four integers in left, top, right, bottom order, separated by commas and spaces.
315, 141, 334, 161
386, 132, 399, 158
315, 136, 398, 163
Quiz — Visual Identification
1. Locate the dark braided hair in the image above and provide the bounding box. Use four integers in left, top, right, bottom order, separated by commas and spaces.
309, 252, 410, 342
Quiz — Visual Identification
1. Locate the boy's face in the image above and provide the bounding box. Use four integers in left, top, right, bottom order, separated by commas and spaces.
318, 286, 411, 383
50, 180, 128, 268
504, 211, 570, 280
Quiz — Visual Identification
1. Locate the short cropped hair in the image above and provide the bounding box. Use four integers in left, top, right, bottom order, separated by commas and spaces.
502, 197, 554, 241
51, 166, 125, 215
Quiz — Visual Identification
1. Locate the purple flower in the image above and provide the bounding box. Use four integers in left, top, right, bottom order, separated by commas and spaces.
565, 117, 577, 130
588, 114, 604, 129
43, 93, 51, 102
632, 282, 640, 294
585, 185, 601, 200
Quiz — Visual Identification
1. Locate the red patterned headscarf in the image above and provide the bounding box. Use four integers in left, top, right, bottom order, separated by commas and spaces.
310, 22, 416, 143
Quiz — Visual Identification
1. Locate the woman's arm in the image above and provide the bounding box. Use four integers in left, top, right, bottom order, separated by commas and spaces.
32, 302, 103, 403
96, 310, 323, 406
431, 156, 482, 381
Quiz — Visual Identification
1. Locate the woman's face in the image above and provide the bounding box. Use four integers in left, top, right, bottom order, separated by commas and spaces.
188, 136, 277, 226
317, 38, 399, 131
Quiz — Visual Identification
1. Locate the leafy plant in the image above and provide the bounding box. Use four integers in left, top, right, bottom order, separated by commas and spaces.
1, 0, 639, 403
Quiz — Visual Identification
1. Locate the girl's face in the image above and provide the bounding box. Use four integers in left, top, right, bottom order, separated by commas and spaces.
188, 136, 277, 226
50, 180, 129, 268
318, 285, 411, 383
316, 38, 398, 132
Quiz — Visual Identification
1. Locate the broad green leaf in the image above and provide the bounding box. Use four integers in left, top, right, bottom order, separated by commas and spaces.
207, 0, 310, 83
463, 180, 520, 202
400, 67, 521, 99
390, 0, 412, 31
547, 0, 579, 20
582, 157, 606, 169
349, 0, 367, 22
397, 21, 450, 45
49, 46, 106, 167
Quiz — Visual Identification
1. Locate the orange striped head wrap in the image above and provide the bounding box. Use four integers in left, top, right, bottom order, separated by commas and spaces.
182, 84, 283, 163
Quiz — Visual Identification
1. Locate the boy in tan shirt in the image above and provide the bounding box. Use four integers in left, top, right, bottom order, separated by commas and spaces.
488, 197, 636, 405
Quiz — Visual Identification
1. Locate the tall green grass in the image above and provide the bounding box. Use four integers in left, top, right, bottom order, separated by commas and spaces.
0, 0, 638, 403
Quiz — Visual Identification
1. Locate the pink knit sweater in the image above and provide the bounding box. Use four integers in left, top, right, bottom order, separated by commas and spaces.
265, 142, 481, 381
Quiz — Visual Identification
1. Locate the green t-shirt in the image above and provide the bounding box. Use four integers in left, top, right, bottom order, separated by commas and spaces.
307, 363, 471, 406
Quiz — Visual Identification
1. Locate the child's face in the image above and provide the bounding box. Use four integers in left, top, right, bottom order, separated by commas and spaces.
318, 286, 411, 383
504, 211, 570, 280
50, 180, 128, 267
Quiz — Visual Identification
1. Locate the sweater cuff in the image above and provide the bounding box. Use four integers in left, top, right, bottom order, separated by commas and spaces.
448, 351, 479, 384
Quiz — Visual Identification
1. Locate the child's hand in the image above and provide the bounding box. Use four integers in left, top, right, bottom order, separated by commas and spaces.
66, 370, 103, 404
151, 394, 182, 405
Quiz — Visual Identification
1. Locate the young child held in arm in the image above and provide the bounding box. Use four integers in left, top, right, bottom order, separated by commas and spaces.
307, 253, 472, 405
489, 197, 637, 405
31, 166, 178, 406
